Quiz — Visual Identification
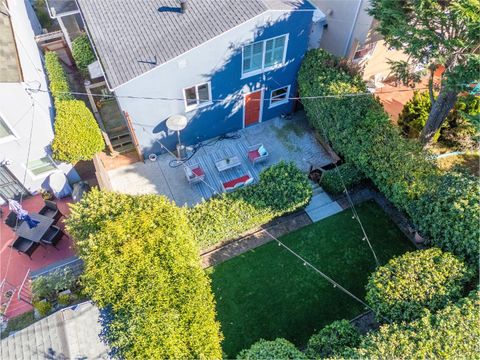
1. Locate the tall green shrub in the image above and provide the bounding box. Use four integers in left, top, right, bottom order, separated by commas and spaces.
44, 51, 72, 101
398, 91, 440, 140
320, 163, 365, 195
237, 338, 306, 360
51, 100, 104, 163
366, 248, 470, 322
298, 49, 479, 265
71, 34, 96, 77
306, 320, 360, 359
346, 291, 480, 359
66, 193, 223, 359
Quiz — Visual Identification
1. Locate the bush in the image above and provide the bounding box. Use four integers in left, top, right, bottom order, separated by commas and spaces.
398, 91, 440, 141
189, 161, 312, 248
44, 52, 72, 101
306, 320, 360, 359
320, 163, 365, 195
66, 193, 222, 359
71, 34, 96, 77
366, 248, 471, 322
237, 338, 306, 360
57, 293, 71, 306
51, 100, 104, 163
346, 291, 480, 359
33, 301, 52, 317
31, 267, 77, 302
298, 49, 480, 265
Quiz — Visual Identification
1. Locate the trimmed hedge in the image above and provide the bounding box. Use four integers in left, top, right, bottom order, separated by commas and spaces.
346, 291, 480, 359
71, 34, 96, 77
320, 162, 365, 195
298, 49, 480, 265
66, 192, 223, 359
237, 338, 306, 360
366, 248, 470, 322
306, 320, 360, 359
44, 51, 72, 101
51, 100, 104, 163
188, 161, 312, 248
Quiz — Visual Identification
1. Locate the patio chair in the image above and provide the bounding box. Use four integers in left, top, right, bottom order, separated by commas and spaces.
247, 144, 269, 165
184, 163, 205, 184
222, 173, 254, 192
41, 225, 64, 249
4, 211, 22, 229
38, 200, 63, 223
11, 237, 39, 259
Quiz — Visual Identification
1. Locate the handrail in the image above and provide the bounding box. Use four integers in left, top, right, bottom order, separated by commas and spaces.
18, 269, 32, 304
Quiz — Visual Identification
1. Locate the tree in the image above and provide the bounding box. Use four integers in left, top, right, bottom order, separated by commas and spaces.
237, 338, 306, 360
366, 248, 471, 322
306, 320, 361, 359
369, 0, 480, 145
66, 191, 223, 359
51, 100, 105, 163
345, 291, 480, 359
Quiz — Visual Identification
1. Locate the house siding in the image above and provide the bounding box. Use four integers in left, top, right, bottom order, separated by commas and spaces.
114, 3, 317, 157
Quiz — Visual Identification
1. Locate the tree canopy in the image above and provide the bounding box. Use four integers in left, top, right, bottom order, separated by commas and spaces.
237, 338, 306, 360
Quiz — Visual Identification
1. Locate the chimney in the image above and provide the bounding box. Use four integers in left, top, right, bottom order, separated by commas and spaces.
179, 0, 187, 13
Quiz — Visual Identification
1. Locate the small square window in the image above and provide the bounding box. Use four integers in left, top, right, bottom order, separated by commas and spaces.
270, 86, 290, 107
183, 82, 212, 111
28, 157, 56, 176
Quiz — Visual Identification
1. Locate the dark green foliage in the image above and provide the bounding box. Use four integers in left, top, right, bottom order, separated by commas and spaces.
209, 201, 414, 357
44, 51, 72, 101
189, 161, 312, 248
237, 338, 306, 360
31, 267, 77, 302
71, 34, 96, 77
33, 301, 52, 317
298, 49, 480, 265
366, 248, 471, 322
66, 191, 223, 359
320, 163, 365, 195
306, 320, 360, 359
398, 91, 437, 140
347, 291, 480, 359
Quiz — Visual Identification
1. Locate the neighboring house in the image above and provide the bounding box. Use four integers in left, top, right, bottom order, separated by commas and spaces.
0, 0, 76, 204
0, 302, 109, 359
62, 0, 327, 158
44, 0, 85, 48
311, 0, 409, 84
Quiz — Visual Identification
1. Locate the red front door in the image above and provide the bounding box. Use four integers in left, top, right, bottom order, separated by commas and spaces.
244, 90, 262, 126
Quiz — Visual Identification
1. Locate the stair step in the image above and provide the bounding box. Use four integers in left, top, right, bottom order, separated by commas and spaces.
305, 192, 333, 212
307, 202, 343, 222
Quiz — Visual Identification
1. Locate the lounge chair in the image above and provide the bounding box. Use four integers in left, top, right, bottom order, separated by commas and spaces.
38, 200, 62, 223
247, 144, 269, 165
184, 163, 205, 184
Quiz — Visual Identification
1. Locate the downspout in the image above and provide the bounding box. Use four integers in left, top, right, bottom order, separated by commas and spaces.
343, 0, 363, 57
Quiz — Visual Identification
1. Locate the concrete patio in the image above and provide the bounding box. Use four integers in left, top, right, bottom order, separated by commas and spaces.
107, 112, 333, 206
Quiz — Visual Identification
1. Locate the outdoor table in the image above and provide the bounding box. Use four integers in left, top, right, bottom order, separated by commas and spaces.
15, 212, 54, 243
215, 156, 241, 172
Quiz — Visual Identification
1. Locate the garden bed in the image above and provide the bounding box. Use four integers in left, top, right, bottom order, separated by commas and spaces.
207, 201, 415, 357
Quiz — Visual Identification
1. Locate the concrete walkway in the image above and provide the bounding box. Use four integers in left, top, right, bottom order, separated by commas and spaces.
304, 183, 342, 222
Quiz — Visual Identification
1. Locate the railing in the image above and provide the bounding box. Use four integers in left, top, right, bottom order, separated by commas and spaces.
17, 269, 32, 305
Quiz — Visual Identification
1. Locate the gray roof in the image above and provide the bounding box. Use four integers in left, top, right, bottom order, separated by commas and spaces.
0, 302, 109, 360
76, 0, 308, 89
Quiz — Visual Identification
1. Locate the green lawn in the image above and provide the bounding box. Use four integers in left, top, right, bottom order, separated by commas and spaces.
207, 201, 415, 357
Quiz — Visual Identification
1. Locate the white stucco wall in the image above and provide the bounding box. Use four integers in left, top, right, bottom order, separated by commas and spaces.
0, 0, 75, 201
311, 0, 373, 56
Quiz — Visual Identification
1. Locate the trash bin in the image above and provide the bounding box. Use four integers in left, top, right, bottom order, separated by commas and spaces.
72, 181, 91, 203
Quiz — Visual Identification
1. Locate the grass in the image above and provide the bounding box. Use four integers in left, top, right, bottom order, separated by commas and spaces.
208, 201, 415, 357
0, 311, 35, 339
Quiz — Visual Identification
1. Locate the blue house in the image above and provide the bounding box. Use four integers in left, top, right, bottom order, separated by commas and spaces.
76, 0, 326, 158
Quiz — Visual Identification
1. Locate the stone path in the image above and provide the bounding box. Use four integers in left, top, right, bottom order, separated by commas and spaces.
304, 183, 342, 222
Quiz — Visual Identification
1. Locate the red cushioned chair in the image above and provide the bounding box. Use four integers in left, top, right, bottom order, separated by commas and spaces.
247, 144, 269, 164
184, 163, 205, 184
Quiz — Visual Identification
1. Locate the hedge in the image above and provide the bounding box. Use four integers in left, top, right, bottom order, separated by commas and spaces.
51, 100, 104, 163
366, 248, 471, 322
189, 161, 312, 248
298, 49, 480, 265
237, 338, 306, 360
71, 34, 96, 77
66, 193, 223, 359
346, 291, 480, 359
306, 320, 360, 359
320, 162, 365, 195
44, 51, 72, 101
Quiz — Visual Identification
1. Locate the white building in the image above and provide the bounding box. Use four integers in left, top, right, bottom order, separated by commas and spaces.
0, 0, 76, 203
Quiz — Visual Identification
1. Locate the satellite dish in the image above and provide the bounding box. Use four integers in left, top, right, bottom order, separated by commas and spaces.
166, 115, 187, 132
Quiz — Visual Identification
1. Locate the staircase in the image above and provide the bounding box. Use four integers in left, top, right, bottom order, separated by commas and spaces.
109, 128, 134, 153
305, 183, 343, 222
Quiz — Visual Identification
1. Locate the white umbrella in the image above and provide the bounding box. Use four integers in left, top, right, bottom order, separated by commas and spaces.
8, 199, 39, 228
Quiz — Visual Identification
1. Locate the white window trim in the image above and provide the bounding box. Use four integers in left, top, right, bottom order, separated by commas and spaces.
269, 85, 291, 108
183, 82, 213, 112
24, 154, 59, 180
241, 34, 289, 79
0, 111, 19, 145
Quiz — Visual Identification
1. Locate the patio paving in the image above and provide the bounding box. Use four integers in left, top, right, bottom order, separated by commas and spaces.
107, 112, 334, 206
0, 196, 76, 319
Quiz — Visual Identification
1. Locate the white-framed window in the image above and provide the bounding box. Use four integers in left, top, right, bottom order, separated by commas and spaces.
242, 34, 288, 78
353, 42, 376, 61
0, 114, 14, 142
27, 156, 57, 177
269, 85, 290, 107
183, 82, 212, 111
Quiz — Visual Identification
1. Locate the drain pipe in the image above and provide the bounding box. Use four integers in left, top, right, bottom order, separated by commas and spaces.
344, 0, 363, 57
